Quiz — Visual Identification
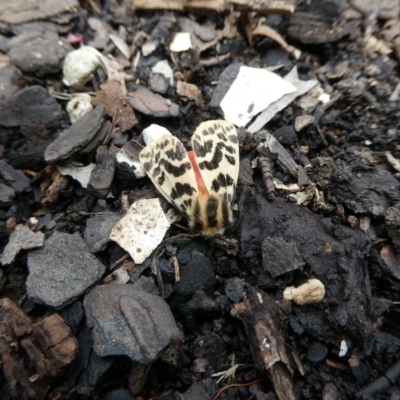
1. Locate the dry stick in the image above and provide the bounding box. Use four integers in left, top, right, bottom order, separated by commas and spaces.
212, 379, 262, 399
199, 53, 231, 67
110, 253, 130, 271
172, 254, 180, 282
257, 156, 275, 201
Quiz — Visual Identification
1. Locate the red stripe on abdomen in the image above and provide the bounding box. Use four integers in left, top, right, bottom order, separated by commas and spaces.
188, 151, 209, 197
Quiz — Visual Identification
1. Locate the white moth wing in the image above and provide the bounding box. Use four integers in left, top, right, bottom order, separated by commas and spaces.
139, 134, 198, 218
191, 120, 239, 205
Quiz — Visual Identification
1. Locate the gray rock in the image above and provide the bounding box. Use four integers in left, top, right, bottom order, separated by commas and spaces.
87, 149, 116, 198
0, 224, 44, 265
184, 383, 211, 400
84, 284, 182, 364
27, 231, 106, 308
0, 183, 15, 204
8, 30, 71, 75
0, 85, 62, 129
0, 160, 30, 193
84, 213, 122, 253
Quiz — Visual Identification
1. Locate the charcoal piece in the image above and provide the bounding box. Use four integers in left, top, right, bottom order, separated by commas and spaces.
84, 213, 122, 253
351, 360, 370, 386
84, 284, 182, 364
0, 160, 30, 193
261, 237, 304, 278
174, 252, 216, 299
104, 389, 134, 400
329, 159, 400, 217
128, 86, 179, 117
0, 183, 15, 204
26, 231, 106, 308
77, 352, 114, 395
44, 105, 104, 162
80, 120, 111, 154
184, 382, 211, 400
209, 63, 242, 108
192, 332, 226, 369
58, 301, 84, 335
288, 0, 350, 44
87, 151, 116, 198
225, 278, 245, 303
306, 342, 328, 363
0, 85, 61, 129
231, 285, 295, 400
386, 201, 400, 252
274, 125, 298, 146
7, 30, 71, 75
31, 313, 78, 373
238, 158, 254, 186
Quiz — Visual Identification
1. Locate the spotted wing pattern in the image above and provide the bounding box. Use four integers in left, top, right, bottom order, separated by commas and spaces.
191, 120, 239, 205
139, 134, 197, 218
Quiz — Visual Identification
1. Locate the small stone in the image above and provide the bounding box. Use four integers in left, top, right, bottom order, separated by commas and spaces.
149, 72, 169, 94
294, 115, 315, 131
87, 149, 116, 198
0, 183, 15, 204
0, 160, 30, 193
306, 342, 328, 363
128, 86, 179, 117
225, 278, 245, 303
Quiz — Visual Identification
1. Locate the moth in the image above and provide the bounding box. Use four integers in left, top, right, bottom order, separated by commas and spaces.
139, 120, 239, 236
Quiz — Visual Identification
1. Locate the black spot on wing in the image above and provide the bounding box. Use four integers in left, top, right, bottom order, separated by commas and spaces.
197, 142, 236, 171
225, 154, 236, 166
160, 159, 192, 177
193, 138, 213, 157
228, 134, 238, 144
211, 173, 233, 193
170, 182, 196, 200
142, 160, 153, 172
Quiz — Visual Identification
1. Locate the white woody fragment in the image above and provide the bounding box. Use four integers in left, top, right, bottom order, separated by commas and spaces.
57, 163, 96, 188
221, 66, 296, 127
339, 340, 348, 357
110, 199, 170, 264
143, 124, 173, 146
109, 33, 131, 59
62, 46, 102, 86
169, 32, 192, 52
248, 67, 318, 133
152, 60, 174, 85
66, 93, 93, 123
283, 278, 326, 305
